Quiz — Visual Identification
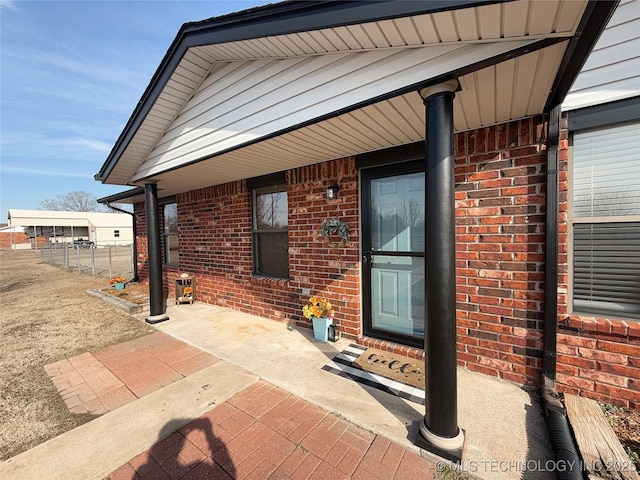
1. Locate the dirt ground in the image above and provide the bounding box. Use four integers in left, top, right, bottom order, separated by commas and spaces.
102, 282, 150, 305
601, 404, 640, 469
0, 250, 154, 460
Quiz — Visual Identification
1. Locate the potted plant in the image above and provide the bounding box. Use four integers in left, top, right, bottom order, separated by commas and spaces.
302, 296, 335, 342
109, 275, 127, 290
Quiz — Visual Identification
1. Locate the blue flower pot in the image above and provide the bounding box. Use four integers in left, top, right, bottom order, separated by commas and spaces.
312, 317, 332, 342
113, 283, 125, 291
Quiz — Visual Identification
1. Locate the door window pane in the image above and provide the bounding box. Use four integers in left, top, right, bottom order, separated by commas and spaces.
371, 173, 425, 252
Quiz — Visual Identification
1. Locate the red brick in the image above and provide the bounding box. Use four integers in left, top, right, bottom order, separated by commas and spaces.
558, 334, 596, 349
578, 348, 628, 365
597, 340, 640, 357
108, 463, 140, 480
580, 370, 628, 388
556, 354, 596, 370
594, 384, 640, 403
300, 415, 348, 459
623, 321, 640, 339
556, 373, 594, 391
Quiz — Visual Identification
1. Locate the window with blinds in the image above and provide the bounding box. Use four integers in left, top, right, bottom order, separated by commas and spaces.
572, 122, 640, 318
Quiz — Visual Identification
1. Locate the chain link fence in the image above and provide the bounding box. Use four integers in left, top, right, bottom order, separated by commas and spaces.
40, 243, 135, 281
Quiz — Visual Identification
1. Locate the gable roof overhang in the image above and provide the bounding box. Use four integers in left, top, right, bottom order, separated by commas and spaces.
95, 0, 618, 202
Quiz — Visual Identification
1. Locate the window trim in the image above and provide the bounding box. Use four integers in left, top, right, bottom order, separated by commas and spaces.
251, 184, 289, 279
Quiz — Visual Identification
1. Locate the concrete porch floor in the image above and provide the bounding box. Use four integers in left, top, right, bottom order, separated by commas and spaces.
150, 303, 554, 479
0, 303, 554, 479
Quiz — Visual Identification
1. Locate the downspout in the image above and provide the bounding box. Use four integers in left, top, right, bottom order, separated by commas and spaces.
106, 202, 138, 282
543, 104, 560, 395
542, 105, 584, 480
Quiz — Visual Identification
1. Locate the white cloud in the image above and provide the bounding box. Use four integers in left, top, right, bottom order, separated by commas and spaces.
1, 132, 112, 161
1, 166, 92, 179
0, 0, 18, 10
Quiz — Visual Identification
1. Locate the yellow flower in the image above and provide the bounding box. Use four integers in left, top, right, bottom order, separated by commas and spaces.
301, 295, 335, 319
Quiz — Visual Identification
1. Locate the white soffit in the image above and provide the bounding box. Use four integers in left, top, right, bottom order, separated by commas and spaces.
107, 0, 587, 187
138, 42, 569, 199
131, 39, 543, 182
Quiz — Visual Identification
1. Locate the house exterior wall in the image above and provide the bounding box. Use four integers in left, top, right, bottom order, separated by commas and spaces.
562, 0, 640, 111
133, 116, 565, 389
556, 115, 640, 410
451, 116, 548, 386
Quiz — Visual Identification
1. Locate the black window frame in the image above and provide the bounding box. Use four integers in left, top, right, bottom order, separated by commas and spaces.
250, 178, 289, 279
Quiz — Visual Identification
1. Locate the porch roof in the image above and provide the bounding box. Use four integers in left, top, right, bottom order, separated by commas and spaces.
95, 0, 617, 202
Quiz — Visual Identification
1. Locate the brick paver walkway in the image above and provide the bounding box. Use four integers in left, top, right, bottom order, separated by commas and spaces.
44, 332, 218, 414
108, 381, 436, 480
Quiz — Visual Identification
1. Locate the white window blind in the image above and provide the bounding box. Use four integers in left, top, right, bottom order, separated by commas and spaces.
573, 123, 640, 217
572, 122, 640, 318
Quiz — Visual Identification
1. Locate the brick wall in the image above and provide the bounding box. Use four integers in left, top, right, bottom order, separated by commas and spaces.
140, 159, 361, 336
132, 115, 638, 401
556, 115, 640, 410
453, 116, 547, 386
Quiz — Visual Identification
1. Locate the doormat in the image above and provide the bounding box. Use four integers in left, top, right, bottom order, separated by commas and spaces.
353, 347, 425, 389
322, 344, 424, 405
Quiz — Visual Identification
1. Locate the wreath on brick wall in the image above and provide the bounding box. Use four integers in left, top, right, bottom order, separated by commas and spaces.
321, 217, 350, 247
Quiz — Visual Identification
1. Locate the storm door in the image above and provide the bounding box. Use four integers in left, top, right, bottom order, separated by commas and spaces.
362, 161, 425, 348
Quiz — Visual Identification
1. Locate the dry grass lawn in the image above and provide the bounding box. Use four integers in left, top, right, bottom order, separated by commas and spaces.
0, 250, 154, 460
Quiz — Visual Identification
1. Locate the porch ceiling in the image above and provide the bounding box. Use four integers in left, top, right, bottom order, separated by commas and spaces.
96, 0, 613, 200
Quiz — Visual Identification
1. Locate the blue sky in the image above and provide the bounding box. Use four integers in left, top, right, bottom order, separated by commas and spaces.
0, 0, 270, 219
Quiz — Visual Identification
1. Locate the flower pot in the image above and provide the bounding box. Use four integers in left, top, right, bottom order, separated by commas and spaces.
113, 283, 125, 291
312, 316, 332, 342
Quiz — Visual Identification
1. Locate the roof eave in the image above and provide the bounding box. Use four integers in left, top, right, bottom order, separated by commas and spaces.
97, 187, 145, 205
95, 0, 507, 184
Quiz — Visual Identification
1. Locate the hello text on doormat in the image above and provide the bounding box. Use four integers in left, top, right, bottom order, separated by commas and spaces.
353, 347, 425, 389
